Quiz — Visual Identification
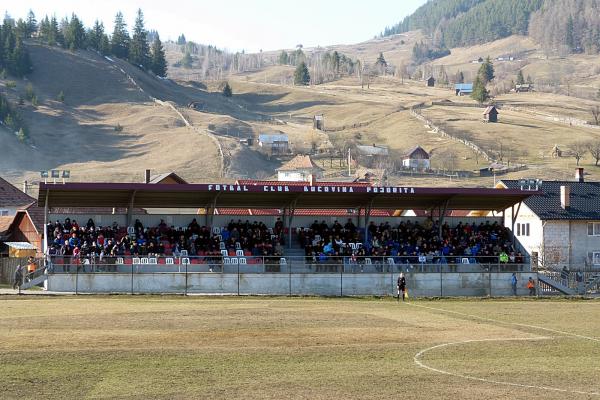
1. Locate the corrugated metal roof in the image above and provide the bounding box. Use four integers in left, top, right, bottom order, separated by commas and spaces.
258, 134, 288, 143
4, 242, 37, 250
455, 84, 474, 90
356, 145, 389, 156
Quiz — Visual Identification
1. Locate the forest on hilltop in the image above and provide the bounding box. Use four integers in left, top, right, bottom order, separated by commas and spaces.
383, 0, 600, 56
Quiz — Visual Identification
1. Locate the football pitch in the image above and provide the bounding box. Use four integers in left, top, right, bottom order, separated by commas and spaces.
0, 296, 598, 399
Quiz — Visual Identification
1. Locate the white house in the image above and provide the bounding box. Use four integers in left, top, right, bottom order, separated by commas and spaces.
402, 146, 431, 170
277, 155, 323, 182
499, 169, 600, 269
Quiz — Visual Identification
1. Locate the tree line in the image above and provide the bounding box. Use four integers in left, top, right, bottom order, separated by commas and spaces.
381, 0, 543, 49
0, 14, 33, 77
529, 0, 600, 55
383, 0, 600, 57
33, 9, 167, 77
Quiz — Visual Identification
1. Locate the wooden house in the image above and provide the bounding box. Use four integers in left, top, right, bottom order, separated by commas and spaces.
402, 146, 430, 170
426, 76, 435, 87
483, 106, 499, 123
313, 115, 324, 131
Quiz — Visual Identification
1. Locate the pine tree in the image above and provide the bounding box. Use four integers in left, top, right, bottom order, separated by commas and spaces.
222, 82, 232, 97
332, 51, 340, 76
177, 34, 186, 45
456, 71, 465, 84
478, 56, 495, 84
375, 52, 387, 68
10, 37, 32, 77
99, 34, 110, 56
294, 61, 310, 85
88, 20, 104, 52
516, 70, 525, 85
471, 75, 489, 104
278, 51, 289, 65
25, 10, 37, 38
64, 13, 86, 50
566, 15, 575, 50
111, 11, 129, 59
15, 19, 28, 39
39, 16, 50, 43
150, 34, 167, 77
129, 9, 151, 69
49, 16, 63, 46
180, 51, 193, 68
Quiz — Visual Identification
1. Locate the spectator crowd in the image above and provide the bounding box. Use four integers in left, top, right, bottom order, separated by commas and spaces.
46, 217, 285, 264
299, 219, 525, 270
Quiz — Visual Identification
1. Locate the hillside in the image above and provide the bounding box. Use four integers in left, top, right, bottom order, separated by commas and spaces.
3, 25, 600, 189
0, 43, 283, 185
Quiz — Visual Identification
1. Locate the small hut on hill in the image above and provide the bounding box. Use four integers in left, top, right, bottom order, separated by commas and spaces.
483, 106, 499, 123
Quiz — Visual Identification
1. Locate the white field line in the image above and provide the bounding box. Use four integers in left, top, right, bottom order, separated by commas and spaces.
414, 337, 600, 397
409, 302, 600, 343
409, 302, 600, 396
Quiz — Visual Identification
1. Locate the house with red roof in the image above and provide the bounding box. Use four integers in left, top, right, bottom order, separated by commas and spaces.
277, 155, 323, 182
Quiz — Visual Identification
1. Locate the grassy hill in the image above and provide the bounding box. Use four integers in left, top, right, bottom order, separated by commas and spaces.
3, 31, 600, 189
0, 43, 280, 185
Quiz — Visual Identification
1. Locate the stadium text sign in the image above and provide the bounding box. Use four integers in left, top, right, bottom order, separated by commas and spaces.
206, 184, 416, 194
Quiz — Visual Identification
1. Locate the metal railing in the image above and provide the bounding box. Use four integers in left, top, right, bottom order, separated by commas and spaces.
46, 255, 530, 275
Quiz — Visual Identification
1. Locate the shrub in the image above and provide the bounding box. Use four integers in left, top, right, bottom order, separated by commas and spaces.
114, 123, 123, 132
25, 83, 35, 101
5, 81, 16, 89
222, 82, 233, 97
57, 91, 65, 103
17, 128, 27, 142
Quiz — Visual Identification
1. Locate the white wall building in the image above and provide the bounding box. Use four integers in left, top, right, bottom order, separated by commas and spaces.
500, 170, 600, 269
402, 146, 431, 170
277, 155, 323, 182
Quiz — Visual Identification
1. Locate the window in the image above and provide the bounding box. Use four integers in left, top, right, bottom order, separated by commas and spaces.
588, 222, 600, 236
588, 252, 600, 265
516, 223, 530, 237
0, 210, 8, 217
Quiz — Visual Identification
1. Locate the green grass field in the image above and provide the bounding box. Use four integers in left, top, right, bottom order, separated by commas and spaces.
1, 296, 599, 399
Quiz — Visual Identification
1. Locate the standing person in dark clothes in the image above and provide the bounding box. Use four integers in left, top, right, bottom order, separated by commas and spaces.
397, 272, 406, 302
13, 265, 23, 290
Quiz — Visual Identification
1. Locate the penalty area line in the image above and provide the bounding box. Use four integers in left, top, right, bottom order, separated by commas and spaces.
413, 337, 600, 397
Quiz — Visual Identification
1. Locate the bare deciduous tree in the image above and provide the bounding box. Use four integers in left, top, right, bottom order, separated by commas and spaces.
586, 140, 600, 166
568, 142, 587, 166
591, 106, 600, 125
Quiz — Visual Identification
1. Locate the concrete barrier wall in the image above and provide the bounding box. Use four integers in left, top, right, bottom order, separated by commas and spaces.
48, 272, 536, 297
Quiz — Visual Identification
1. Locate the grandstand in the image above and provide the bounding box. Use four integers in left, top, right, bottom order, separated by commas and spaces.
26, 180, 541, 295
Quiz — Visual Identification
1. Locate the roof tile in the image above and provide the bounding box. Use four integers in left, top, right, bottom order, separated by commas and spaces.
0, 177, 35, 208
501, 180, 600, 220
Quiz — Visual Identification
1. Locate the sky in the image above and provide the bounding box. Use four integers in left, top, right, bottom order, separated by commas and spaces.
4, 0, 426, 52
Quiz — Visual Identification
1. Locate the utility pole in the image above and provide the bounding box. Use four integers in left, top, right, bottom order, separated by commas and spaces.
347, 148, 352, 176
